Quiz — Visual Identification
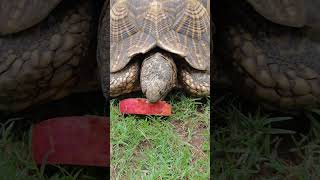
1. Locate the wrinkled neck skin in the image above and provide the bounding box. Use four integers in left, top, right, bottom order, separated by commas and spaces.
140, 51, 177, 103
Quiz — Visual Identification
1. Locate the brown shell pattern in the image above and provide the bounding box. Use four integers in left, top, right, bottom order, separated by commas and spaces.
110, 0, 210, 73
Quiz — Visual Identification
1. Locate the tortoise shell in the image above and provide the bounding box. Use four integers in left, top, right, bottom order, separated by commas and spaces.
247, 0, 320, 28
110, 0, 210, 73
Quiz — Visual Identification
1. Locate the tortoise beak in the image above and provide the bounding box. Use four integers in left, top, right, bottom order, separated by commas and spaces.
145, 87, 162, 103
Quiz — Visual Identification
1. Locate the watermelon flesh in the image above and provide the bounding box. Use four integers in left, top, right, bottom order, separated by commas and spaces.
119, 98, 172, 116
32, 116, 109, 167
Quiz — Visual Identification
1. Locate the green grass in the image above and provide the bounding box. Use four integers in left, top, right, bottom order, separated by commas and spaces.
110, 92, 210, 179
0, 92, 209, 179
5, 90, 320, 179
0, 119, 94, 180
212, 94, 320, 179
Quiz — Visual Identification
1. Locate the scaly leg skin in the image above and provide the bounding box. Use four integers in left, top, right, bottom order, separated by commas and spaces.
110, 61, 140, 97
0, 0, 98, 112
216, 0, 320, 111
179, 63, 210, 97
140, 52, 177, 103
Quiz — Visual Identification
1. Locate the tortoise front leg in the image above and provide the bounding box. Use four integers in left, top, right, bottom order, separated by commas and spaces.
110, 61, 140, 97
179, 64, 210, 97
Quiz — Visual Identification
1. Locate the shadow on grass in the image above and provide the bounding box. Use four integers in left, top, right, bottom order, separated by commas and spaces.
212, 89, 320, 179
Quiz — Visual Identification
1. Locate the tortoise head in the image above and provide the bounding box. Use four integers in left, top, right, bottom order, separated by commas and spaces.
140, 52, 177, 103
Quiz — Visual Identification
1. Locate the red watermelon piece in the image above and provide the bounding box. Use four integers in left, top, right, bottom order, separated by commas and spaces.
32, 116, 109, 167
119, 98, 172, 116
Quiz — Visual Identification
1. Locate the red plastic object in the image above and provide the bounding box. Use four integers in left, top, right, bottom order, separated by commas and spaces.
119, 98, 172, 116
32, 116, 109, 167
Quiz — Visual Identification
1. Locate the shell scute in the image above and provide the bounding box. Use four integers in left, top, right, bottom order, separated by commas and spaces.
111, 0, 211, 71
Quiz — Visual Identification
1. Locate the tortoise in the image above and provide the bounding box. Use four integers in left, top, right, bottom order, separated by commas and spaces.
1, 0, 320, 113
0, 0, 210, 112
214, 0, 320, 111
0, 0, 102, 112
105, 0, 211, 103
